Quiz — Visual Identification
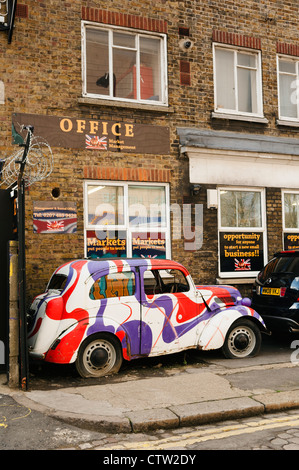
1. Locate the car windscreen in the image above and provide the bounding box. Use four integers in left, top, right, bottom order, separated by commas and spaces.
258, 256, 299, 283
47, 274, 68, 291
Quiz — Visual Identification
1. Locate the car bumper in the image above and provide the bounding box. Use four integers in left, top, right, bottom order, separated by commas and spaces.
262, 315, 299, 333
28, 350, 45, 360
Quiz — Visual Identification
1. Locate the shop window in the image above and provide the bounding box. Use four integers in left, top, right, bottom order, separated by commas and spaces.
90, 271, 136, 300
277, 56, 299, 121
213, 44, 263, 118
84, 181, 170, 259
218, 188, 266, 278
82, 22, 167, 105
283, 191, 299, 250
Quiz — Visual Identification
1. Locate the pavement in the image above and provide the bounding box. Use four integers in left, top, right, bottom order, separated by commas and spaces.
1, 345, 299, 434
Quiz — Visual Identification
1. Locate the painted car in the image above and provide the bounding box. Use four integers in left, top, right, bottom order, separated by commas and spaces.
27, 258, 267, 378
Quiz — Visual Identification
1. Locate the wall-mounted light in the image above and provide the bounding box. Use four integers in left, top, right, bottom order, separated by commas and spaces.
207, 189, 218, 209
190, 184, 201, 196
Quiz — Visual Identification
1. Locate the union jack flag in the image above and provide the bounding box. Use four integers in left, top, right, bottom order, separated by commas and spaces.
47, 220, 64, 231
234, 258, 251, 271
85, 135, 107, 150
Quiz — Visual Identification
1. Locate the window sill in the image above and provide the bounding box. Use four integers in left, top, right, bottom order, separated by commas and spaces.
211, 111, 268, 124
276, 119, 299, 128
78, 97, 173, 113
216, 277, 256, 285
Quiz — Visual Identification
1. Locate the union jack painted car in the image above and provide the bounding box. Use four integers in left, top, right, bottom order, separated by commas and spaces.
27, 258, 267, 378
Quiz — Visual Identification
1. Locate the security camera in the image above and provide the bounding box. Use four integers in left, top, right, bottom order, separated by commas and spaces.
179, 38, 194, 51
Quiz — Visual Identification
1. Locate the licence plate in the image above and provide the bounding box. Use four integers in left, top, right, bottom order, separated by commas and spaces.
261, 287, 281, 296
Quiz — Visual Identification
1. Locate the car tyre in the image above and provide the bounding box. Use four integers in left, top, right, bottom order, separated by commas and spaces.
75, 333, 123, 378
222, 319, 261, 359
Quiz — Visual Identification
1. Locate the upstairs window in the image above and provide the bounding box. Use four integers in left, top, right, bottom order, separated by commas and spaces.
82, 22, 167, 105
213, 44, 263, 117
277, 57, 299, 121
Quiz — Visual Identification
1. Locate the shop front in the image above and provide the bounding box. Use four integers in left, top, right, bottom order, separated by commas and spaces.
178, 127, 299, 293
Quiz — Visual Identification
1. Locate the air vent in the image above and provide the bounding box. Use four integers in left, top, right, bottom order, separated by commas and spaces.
16, 4, 28, 18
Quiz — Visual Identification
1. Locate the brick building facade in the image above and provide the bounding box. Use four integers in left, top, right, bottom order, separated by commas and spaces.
1, 0, 299, 302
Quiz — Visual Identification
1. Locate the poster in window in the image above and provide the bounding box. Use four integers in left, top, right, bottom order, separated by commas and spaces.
284, 233, 299, 251
132, 232, 166, 259
33, 201, 77, 233
219, 232, 264, 273
86, 230, 127, 258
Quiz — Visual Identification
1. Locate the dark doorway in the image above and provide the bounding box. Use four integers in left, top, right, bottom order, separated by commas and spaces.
0, 188, 17, 371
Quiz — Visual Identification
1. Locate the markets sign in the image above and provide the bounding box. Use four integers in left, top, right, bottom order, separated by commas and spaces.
12, 113, 170, 155
284, 233, 299, 251
219, 231, 264, 274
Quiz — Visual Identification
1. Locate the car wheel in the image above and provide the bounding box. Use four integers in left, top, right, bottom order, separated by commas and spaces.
75, 333, 123, 378
222, 319, 261, 359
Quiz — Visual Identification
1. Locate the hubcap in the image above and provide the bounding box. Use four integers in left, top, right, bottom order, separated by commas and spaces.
234, 333, 249, 350
90, 347, 109, 367
83, 339, 116, 375
228, 325, 256, 357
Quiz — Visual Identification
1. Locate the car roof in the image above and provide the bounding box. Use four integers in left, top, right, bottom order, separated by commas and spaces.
57, 258, 190, 277
274, 250, 299, 257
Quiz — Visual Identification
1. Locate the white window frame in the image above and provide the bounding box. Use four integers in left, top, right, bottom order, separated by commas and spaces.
84, 180, 171, 259
218, 186, 267, 278
81, 21, 168, 106
213, 43, 264, 119
282, 190, 299, 231
277, 55, 299, 122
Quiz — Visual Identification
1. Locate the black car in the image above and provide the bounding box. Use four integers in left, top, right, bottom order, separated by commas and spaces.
251, 250, 299, 334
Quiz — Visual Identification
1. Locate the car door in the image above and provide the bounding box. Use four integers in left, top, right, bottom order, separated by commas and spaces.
139, 266, 202, 357
87, 266, 142, 358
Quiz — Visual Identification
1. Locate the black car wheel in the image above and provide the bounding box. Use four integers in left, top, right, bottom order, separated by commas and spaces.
75, 333, 123, 378
222, 319, 261, 359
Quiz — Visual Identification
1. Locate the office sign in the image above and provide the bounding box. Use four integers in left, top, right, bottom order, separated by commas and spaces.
12, 113, 170, 155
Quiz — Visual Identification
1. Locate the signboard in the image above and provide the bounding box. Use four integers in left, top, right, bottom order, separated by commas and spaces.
132, 232, 166, 259
33, 201, 77, 233
86, 230, 127, 258
284, 233, 299, 251
219, 231, 264, 274
12, 113, 170, 155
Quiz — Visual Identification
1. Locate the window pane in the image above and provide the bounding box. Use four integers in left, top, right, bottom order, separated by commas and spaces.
132, 232, 166, 259
237, 67, 257, 113
113, 32, 136, 48
128, 186, 166, 227
114, 48, 137, 99
220, 190, 262, 227
87, 185, 124, 226
279, 73, 297, 118
279, 59, 296, 74
237, 52, 256, 68
144, 269, 189, 296
284, 193, 299, 229
140, 37, 161, 101
90, 271, 135, 299
215, 48, 235, 110
86, 230, 127, 258
86, 29, 109, 96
